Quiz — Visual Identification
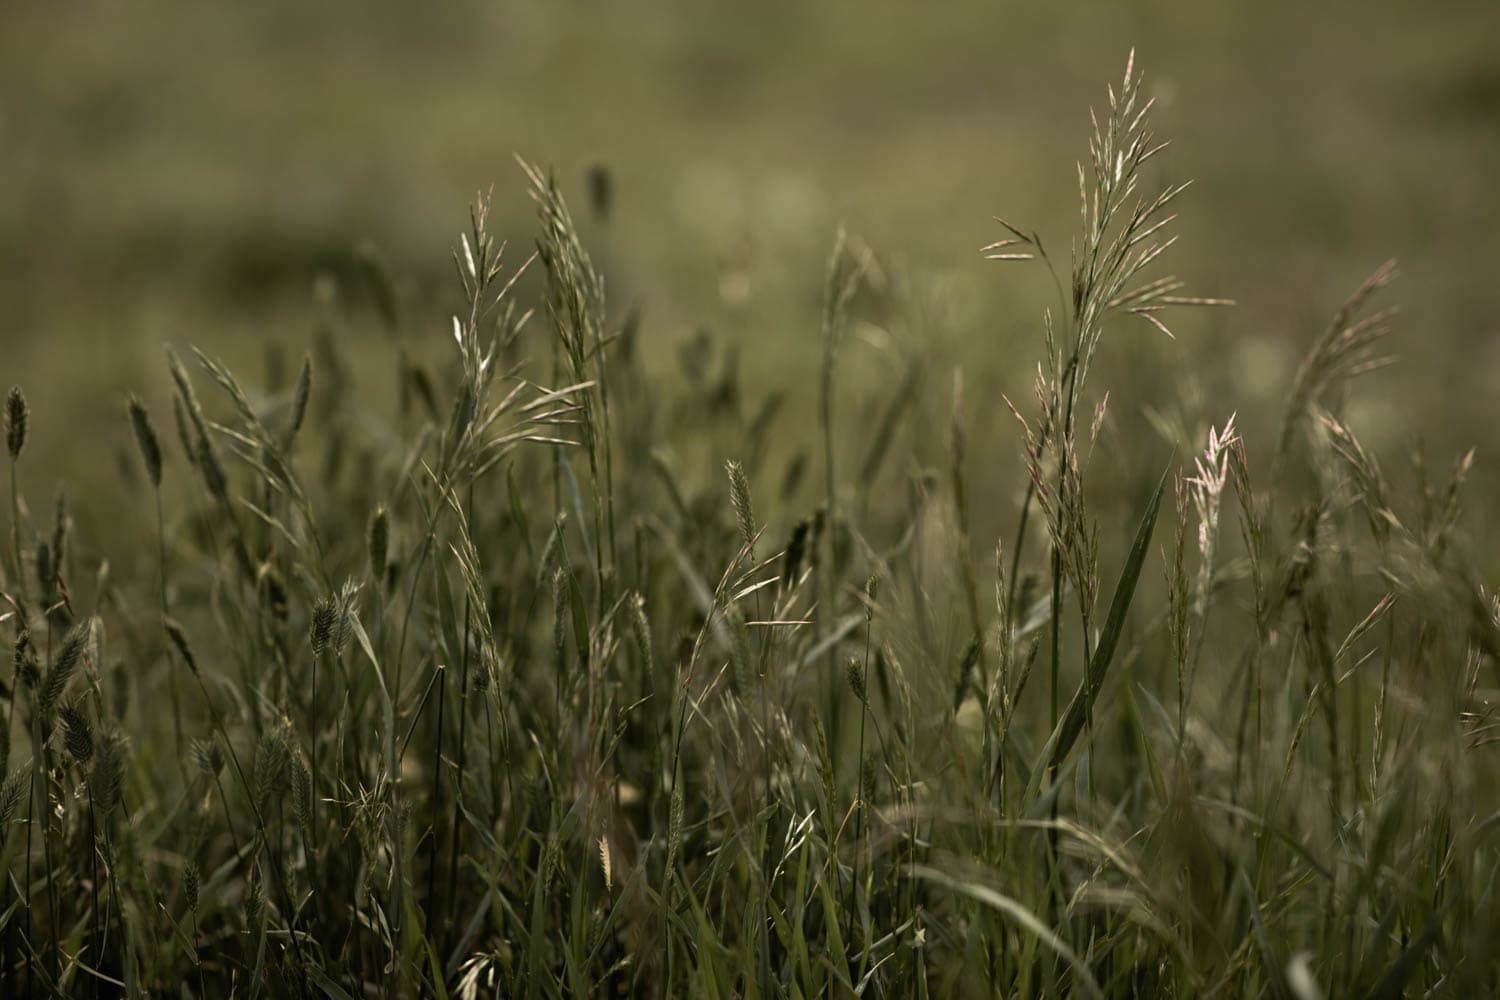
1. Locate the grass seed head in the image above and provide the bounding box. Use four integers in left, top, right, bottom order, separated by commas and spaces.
91, 729, 127, 815
5, 386, 27, 459
128, 395, 163, 487
190, 737, 224, 777
726, 459, 756, 549
60, 703, 94, 764
311, 600, 337, 657
0, 768, 28, 828
164, 618, 201, 677
288, 354, 312, 440
184, 861, 200, 914
39, 619, 91, 721
368, 504, 389, 579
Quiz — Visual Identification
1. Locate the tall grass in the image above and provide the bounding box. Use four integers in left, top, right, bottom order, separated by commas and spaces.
1, 54, 1498, 998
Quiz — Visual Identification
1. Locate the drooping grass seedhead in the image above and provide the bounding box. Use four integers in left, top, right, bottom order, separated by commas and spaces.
1279, 260, 1398, 464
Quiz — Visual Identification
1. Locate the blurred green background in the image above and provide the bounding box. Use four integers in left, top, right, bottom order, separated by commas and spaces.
4, 0, 1498, 542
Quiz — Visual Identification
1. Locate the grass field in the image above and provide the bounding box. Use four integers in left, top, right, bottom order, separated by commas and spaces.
3, 7, 1500, 997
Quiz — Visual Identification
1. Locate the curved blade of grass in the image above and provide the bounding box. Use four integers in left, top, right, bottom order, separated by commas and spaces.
909, 864, 1104, 1000
1023, 462, 1169, 812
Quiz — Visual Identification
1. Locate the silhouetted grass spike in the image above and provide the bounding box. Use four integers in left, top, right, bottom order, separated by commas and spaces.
92, 729, 127, 815
172, 394, 197, 466
6, 385, 27, 459
39, 618, 91, 720
184, 861, 200, 914
287, 354, 312, 442
164, 617, 201, 677
368, 504, 389, 578
60, 703, 94, 764
128, 395, 163, 486
190, 737, 224, 777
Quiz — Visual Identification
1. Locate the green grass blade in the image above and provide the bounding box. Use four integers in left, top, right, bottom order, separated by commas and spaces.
909, 864, 1105, 1000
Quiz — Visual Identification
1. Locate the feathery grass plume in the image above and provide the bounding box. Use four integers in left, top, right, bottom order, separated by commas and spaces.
726, 459, 756, 550
523, 158, 618, 587
1317, 409, 1393, 544
128, 395, 163, 486
60, 703, 94, 764
39, 618, 91, 720
6, 386, 27, 458
1186, 415, 1238, 605
989, 53, 1227, 397
1279, 260, 1398, 462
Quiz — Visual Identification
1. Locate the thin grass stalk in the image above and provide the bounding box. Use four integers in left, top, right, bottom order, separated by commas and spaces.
444, 482, 476, 954
425, 660, 447, 935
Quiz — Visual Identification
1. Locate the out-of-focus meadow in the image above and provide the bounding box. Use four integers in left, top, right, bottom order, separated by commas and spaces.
4, 0, 1499, 540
